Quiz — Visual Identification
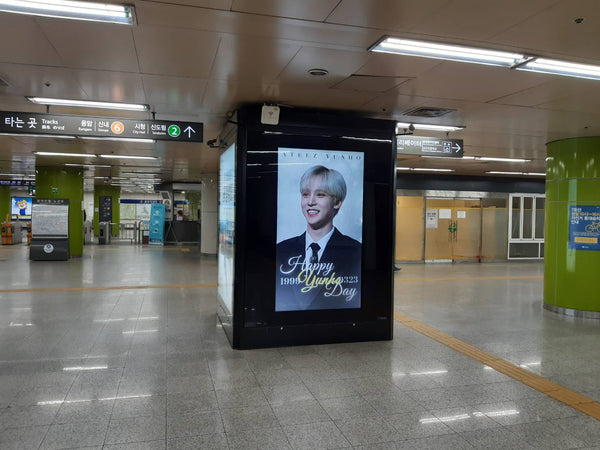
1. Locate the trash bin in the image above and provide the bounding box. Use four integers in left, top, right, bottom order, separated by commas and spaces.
98, 222, 111, 245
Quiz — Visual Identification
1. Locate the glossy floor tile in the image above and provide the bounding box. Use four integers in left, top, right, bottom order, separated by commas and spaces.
0, 244, 599, 449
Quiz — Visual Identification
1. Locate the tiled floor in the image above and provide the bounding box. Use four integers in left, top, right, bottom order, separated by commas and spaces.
1, 244, 599, 449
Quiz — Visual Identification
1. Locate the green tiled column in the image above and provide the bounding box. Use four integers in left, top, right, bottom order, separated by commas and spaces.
35, 166, 84, 257
94, 185, 120, 237
0, 186, 10, 222
545, 137, 600, 316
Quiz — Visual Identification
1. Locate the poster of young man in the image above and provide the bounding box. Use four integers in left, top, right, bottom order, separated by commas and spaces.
275, 148, 364, 312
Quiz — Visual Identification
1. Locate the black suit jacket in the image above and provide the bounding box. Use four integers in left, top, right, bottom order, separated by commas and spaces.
276, 228, 361, 311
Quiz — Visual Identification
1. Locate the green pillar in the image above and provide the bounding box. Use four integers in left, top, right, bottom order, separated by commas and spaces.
35, 166, 84, 257
545, 137, 600, 317
94, 185, 120, 237
0, 186, 10, 222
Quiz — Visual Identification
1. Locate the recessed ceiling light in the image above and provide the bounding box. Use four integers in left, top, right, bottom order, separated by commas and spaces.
308, 68, 329, 76
0, 0, 136, 25
27, 97, 149, 111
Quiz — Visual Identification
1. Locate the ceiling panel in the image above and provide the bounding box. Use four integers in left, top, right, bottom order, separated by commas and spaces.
136, 1, 379, 49
38, 21, 139, 72
231, 0, 339, 21
395, 61, 549, 102
326, 0, 450, 31
133, 27, 221, 77
356, 53, 442, 78
0, 64, 87, 100
0, 15, 62, 66
277, 47, 372, 86
150, 0, 234, 9
491, 0, 600, 60
409, 0, 557, 41
73, 71, 146, 104
210, 35, 300, 82
142, 75, 208, 113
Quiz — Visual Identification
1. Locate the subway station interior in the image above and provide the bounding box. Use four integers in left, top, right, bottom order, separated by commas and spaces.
1, 1, 600, 449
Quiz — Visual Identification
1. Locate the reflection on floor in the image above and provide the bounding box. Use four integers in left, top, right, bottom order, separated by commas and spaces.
0, 244, 599, 449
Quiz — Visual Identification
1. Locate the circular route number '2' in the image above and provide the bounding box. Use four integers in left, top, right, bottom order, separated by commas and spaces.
168, 125, 181, 138
111, 121, 125, 134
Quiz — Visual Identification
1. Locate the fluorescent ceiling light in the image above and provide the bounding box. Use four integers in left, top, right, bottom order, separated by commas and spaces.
412, 168, 455, 172
0, 1, 136, 25
396, 122, 465, 132
421, 155, 531, 162
80, 136, 155, 143
371, 37, 524, 68
2, 132, 76, 139
396, 167, 455, 172
65, 163, 111, 168
35, 151, 96, 157
0, 173, 25, 177
27, 97, 148, 111
487, 171, 545, 176
99, 154, 157, 160
517, 58, 600, 81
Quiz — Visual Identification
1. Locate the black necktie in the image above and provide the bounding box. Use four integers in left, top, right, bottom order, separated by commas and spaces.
309, 243, 320, 263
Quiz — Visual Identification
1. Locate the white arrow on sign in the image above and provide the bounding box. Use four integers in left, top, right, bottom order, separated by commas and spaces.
453, 143, 462, 152
184, 126, 196, 138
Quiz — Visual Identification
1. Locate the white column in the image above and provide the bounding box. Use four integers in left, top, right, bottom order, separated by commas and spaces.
199, 174, 218, 254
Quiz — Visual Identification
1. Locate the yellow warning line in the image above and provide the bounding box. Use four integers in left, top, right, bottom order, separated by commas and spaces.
0, 283, 217, 294
394, 311, 600, 421
395, 275, 543, 283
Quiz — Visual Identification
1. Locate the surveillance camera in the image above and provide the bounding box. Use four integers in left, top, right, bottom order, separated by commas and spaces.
408, 124, 415, 132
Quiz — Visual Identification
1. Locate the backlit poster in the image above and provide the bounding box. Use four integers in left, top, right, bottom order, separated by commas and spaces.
569, 205, 600, 251
276, 148, 363, 311
218, 143, 236, 315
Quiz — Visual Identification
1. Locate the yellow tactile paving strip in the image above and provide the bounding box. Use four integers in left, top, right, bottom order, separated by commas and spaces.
0, 283, 217, 294
394, 311, 600, 421
396, 275, 543, 283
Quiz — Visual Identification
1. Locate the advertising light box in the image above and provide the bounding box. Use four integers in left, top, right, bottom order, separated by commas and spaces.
11, 197, 33, 220
275, 148, 363, 311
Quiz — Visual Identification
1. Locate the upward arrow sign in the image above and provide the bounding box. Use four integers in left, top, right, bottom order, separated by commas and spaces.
184, 126, 196, 138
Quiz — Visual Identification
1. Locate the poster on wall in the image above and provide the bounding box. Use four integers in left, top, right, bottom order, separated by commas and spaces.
569, 205, 600, 251
425, 209, 438, 229
275, 148, 363, 312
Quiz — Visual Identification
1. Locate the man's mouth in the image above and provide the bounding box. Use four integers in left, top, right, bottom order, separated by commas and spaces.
306, 209, 319, 216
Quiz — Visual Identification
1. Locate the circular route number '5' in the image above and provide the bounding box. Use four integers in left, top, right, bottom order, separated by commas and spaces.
111, 121, 125, 134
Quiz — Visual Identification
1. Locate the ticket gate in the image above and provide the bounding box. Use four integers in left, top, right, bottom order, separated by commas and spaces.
1, 222, 23, 245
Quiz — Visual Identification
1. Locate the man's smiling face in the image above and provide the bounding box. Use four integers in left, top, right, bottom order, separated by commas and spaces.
301, 176, 341, 231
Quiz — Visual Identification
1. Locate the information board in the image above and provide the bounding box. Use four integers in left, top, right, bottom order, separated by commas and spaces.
396, 135, 463, 157
99, 196, 112, 223
569, 205, 600, 251
32, 199, 69, 237
1, 111, 203, 143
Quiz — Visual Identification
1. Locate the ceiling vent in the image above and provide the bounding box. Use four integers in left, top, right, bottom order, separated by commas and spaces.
404, 106, 455, 118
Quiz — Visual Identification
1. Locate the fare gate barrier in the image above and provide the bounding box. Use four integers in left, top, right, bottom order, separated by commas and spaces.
98, 222, 111, 245
1, 222, 23, 245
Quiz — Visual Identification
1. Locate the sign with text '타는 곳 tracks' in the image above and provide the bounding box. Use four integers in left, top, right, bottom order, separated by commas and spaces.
0, 111, 203, 143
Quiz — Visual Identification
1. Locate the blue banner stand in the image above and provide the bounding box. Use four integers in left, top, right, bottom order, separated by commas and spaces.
149, 203, 166, 245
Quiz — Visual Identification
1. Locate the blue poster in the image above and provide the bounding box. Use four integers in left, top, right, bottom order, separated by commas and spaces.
149, 203, 166, 244
569, 205, 600, 251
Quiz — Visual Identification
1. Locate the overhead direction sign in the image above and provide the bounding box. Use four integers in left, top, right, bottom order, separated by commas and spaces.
396, 135, 463, 157
0, 111, 203, 143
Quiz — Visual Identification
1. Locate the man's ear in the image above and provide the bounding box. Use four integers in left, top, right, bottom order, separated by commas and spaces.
334, 201, 342, 211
